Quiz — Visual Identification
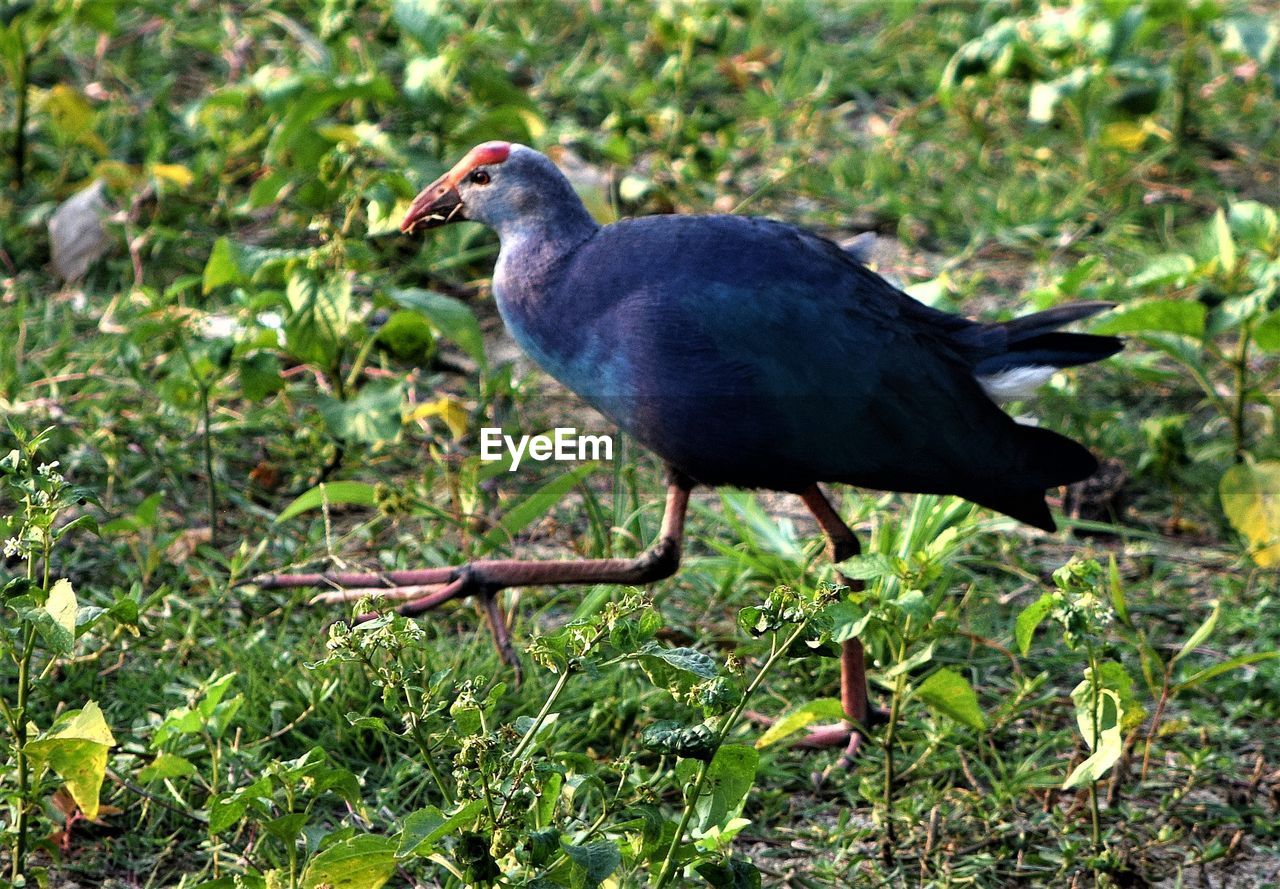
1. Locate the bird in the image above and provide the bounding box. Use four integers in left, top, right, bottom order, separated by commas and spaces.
257, 141, 1121, 758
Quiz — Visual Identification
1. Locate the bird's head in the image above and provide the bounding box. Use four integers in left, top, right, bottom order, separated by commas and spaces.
401, 142, 587, 239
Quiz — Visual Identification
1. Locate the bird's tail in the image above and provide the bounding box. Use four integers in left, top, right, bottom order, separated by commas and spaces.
970, 302, 1123, 400
965, 424, 1100, 531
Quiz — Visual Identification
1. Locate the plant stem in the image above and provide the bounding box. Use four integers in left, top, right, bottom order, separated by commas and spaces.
1173, 12, 1197, 150
11, 29, 28, 190
1231, 327, 1251, 462
654, 621, 811, 888
1085, 642, 1102, 854
881, 668, 907, 869
199, 380, 218, 547
12, 622, 37, 882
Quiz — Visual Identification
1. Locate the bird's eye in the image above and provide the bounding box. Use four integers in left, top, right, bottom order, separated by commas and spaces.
469, 170, 491, 185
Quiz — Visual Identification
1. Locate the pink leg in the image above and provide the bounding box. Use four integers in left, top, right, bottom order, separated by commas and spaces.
256, 478, 692, 673
798, 485, 875, 771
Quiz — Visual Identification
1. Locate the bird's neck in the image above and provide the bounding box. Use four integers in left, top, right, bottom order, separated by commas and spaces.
492, 210, 598, 306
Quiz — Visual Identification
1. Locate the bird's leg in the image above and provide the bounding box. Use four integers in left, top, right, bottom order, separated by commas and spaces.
797, 484, 875, 771
255, 477, 692, 674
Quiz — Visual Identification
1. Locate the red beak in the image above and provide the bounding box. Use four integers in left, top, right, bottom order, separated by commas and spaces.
400, 176, 465, 235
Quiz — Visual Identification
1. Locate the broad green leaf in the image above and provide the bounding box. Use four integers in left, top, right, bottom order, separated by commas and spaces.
1063, 689, 1122, 788
695, 745, 759, 831
637, 643, 718, 680
1228, 200, 1279, 249
388, 288, 486, 368
1220, 461, 1280, 567
915, 667, 986, 730
263, 813, 309, 842
1254, 310, 1280, 353
23, 702, 116, 819
318, 381, 405, 445
476, 463, 597, 555
563, 839, 621, 888
276, 480, 379, 523
139, 752, 197, 783
285, 272, 354, 367
1125, 254, 1197, 290
755, 698, 846, 748
397, 799, 484, 857
300, 834, 397, 889
45, 578, 77, 653
238, 352, 284, 401
1014, 593, 1055, 656
1173, 600, 1220, 665
1090, 299, 1205, 337
202, 237, 310, 293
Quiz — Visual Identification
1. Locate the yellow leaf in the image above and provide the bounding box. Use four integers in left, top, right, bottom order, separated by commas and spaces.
46, 578, 77, 639
409, 397, 469, 440
1220, 460, 1280, 567
1100, 121, 1148, 152
42, 85, 109, 156
23, 702, 116, 820
150, 163, 195, 188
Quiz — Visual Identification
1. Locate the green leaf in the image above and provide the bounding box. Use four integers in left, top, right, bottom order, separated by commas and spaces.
238, 352, 284, 401
1213, 208, 1237, 274
286, 272, 355, 367
915, 668, 986, 731
374, 311, 435, 363
884, 642, 935, 679
1220, 461, 1280, 567
563, 839, 621, 888
138, 753, 197, 783
392, 0, 461, 49
1014, 593, 1055, 656
276, 481, 379, 523
1073, 661, 1145, 733
1063, 689, 1122, 788
318, 381, 405, 445
1125, 254, 1197, 290
397, 799, 483, 857
476, 463, 597, 555
23, 702, 116, 819
1254, 310, 1280, 353
203, 238, 311, 293
754, 698, 846, 748
300, 834, 397, 889
1173, 600, 1220, 665
637, 643, 718, 681
1107, 555, 1129, 627
1090, 299, 1205, 338
1174, 651, 1280, 694
695, 745, 759, 831
45, 578, 77, 654
388, 288, 486, 368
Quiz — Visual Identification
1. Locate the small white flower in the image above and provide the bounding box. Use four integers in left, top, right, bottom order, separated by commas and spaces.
3, 537, 23, 557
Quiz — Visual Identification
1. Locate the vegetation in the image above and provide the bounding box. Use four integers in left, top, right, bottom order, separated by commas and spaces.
2, 0, 1279, 886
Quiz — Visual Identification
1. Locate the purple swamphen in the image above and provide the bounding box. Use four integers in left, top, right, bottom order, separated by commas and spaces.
258, 142, 1121, 759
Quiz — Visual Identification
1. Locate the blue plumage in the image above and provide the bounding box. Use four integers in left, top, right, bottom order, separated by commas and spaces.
405, 144, 1122, 531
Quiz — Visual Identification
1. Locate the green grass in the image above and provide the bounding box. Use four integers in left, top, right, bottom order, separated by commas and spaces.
2, 0, 1279, 886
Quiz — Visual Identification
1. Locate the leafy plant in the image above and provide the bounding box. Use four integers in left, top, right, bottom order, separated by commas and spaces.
0, 424, 132, 885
